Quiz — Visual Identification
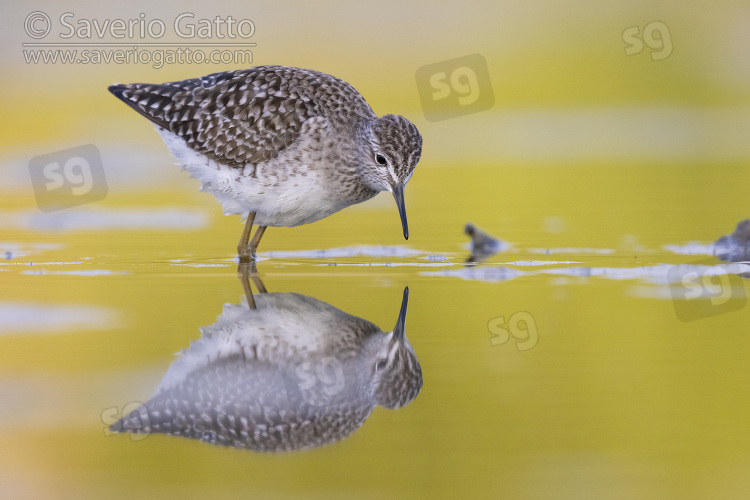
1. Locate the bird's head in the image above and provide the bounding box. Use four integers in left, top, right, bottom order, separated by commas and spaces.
359, 115, 423, 240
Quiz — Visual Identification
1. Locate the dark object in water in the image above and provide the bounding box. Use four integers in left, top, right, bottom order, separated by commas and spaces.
465, 223, 505, 263
714, 219, 750, 262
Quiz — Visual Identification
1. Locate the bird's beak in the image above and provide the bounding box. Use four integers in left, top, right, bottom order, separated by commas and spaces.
392, 183, 409, 240
393, 287, 409, 341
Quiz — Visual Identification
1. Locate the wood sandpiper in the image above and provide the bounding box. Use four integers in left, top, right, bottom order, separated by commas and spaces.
109, 66, 423, 261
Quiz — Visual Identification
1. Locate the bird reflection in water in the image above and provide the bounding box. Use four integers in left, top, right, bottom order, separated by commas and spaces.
110, 265, 423, 451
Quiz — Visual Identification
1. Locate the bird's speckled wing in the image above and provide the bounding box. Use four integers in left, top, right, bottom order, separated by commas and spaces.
110, 355, 373, 452
109, 66, 376, 168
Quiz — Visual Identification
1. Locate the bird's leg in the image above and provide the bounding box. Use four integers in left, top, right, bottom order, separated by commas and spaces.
237, 260, 268, 308
248, 225, 267, 259
238, 212, 256, 263
237, 261, 257, 309
251, 272, 267, 294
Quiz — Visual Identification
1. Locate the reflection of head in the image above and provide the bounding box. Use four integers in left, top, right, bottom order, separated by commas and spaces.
374, 336, 423, 410
361, 287, 423, 409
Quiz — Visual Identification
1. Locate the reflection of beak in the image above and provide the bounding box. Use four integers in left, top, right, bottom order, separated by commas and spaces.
393, 287, 409, 341
392, 183, 408, 240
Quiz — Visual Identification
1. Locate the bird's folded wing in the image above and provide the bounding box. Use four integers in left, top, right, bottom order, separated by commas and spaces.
109, 66, 373, 168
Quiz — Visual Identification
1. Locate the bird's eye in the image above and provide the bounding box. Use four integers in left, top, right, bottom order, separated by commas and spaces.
375, 154, 387, 165
376, 359, 387, 371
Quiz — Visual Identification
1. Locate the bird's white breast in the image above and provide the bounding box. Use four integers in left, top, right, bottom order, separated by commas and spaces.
157, 124, 358, 227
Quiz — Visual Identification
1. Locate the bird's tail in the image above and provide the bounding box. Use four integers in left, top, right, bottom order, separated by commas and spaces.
108, 81, 198, 130
109, 404, 152, 435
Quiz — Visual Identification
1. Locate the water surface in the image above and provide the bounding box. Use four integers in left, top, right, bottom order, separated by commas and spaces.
2, 163, 749, 498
